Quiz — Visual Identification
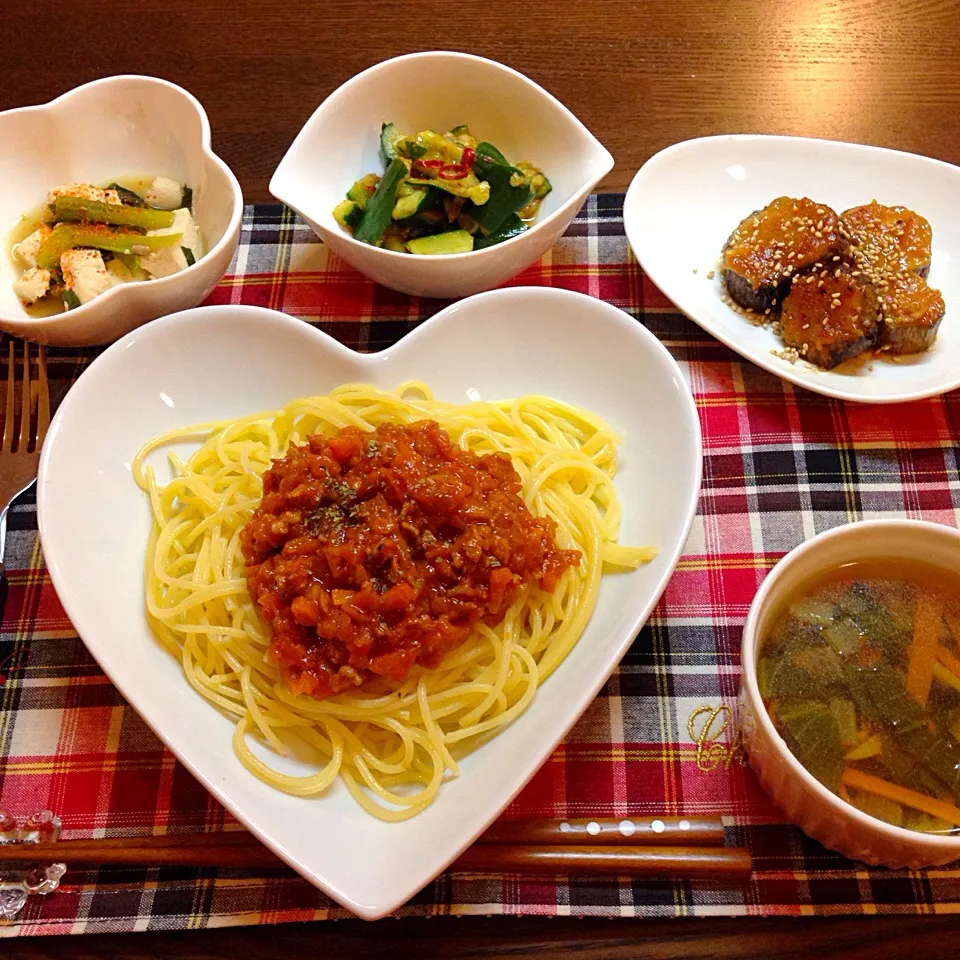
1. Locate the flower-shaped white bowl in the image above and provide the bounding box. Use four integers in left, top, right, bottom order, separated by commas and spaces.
269, 52, 613, 299
0, 76, 243, 347
740, 519, 960, 868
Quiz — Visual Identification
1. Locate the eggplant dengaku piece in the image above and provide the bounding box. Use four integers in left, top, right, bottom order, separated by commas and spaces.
780, 264, 880, 368
722, 197, 844, 313
841, 201, 933, 279
879, 274, 945, 354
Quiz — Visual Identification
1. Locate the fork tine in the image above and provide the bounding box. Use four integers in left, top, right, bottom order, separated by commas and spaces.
18, 340, 30, 453
1, 340, 14, 454
36, 346, 50, 447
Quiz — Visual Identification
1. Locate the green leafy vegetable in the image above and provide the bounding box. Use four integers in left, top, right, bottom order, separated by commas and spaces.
777, 700, 845, 792
353, 158, 407, 246
107, 183, 146, 207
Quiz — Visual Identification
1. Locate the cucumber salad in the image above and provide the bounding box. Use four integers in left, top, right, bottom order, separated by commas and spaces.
333, 124, 551, 254
10, 177, 202, 314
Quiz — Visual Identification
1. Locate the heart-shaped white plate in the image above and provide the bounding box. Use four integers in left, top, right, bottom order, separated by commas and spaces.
624, 135, 960, 403
37, 288, 701, 919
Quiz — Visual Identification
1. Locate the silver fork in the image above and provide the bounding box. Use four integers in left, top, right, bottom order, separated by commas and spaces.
0, 339, 50, 577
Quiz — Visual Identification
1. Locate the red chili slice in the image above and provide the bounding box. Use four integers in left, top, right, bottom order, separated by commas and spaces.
461, 147, 476, 169
438, 164, 468, 180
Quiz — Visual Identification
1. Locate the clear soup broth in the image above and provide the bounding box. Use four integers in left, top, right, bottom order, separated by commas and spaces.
758, 558, 960, 834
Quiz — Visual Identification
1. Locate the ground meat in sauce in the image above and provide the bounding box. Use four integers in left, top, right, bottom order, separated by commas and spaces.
240, 420, 581, 699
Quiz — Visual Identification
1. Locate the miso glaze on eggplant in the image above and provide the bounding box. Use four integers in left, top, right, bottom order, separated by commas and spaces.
719, 194, 946, 368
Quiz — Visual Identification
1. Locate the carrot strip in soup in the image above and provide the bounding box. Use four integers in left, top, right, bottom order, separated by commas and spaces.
840, 768, 960, 827
937, 646, 960, 682
906, 594, 944, 707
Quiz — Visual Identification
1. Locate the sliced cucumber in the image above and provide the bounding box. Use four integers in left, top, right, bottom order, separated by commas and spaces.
63, 289, 81, 310
346, 175, 378, 209
474, 214, 527, 249
383, 233, 407, 253
392, 188, 431, 221
405, 176, 489, 205
380, 122, 401, 165
406, 230, 474, 256
333, 199, 364, 229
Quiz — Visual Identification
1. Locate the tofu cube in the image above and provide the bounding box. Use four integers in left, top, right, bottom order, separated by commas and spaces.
61, 248, 112, 304
147, 207, 203, 261
13, 267, 52, 304
140, 244, 189, 279
145, 176, 185, 211
12, 225, 51, 268
48, 183, 120, 206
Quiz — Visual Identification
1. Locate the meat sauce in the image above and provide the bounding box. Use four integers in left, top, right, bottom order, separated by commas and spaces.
240, 420, 581, 699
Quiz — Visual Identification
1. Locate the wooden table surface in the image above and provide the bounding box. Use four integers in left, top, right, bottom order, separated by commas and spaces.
2, 0, 960, 954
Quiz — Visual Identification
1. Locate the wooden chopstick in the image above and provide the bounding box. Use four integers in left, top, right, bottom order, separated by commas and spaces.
0, 818, 751, 881
457, 844, 751, 880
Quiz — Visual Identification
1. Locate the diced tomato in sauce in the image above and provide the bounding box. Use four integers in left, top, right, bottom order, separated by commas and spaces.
240, 420, 581, 699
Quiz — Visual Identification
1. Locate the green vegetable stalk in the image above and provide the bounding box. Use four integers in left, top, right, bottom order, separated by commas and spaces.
353, 159, 408, 246
36, 223, 183, 268
53, 196, 176, 230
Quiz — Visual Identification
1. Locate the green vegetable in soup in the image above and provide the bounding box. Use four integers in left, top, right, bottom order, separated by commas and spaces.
830, 698, 859, 749
876, 737, 952, 800
894, 724, 960, 799
757, 563, 960, 835
843, 662, 923, 728
847, 788, 905, 826
777, 700, 845, 792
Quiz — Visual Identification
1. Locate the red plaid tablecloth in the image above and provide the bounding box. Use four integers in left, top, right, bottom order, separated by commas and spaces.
3, 196, 960, 935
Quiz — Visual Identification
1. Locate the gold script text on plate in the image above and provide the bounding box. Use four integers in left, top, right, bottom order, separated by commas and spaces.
687, 704, 746, 773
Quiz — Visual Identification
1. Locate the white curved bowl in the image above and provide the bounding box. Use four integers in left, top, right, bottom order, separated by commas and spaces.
38, 287, 701, 918
269, 52, 613, 299
624, 135, 960, 403
0, 76, 243, 346
740, 519, 960, 868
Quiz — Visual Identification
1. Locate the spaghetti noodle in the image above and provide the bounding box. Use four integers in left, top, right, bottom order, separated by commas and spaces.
135, 383, 654, 820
